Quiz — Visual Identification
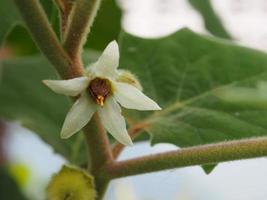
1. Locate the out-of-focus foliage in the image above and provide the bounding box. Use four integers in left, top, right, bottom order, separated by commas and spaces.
189, 0, 232, 39
0, 57, 82, 164
85, 0, 122, 50
216, 81, 267, 107
1, 0, 59, 55
0, 167, 27, 200
0, 0, 22, 46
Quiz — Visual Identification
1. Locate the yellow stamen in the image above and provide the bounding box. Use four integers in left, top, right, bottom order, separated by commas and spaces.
96, 95, 104, 106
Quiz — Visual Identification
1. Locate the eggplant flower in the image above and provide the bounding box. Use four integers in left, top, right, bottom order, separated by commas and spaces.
43, 41, 161, 146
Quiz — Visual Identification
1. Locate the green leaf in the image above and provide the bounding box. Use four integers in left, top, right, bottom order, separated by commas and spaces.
202, 164, 216, 174
119, 28, 267, 162
0, 51, 99, 164
86, 0, 122, 50
0, 0, 22, 46
4, 0, 59, 55
188, 0, 231, 39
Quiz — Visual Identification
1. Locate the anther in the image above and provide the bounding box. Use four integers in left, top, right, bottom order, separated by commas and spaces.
88, 78, 111, 106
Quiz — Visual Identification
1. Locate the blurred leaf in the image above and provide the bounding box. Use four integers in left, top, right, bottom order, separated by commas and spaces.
189, 0, 231, 39
5, 26, 38, 56
0, 51, 99, 164
119, 28, 267, 170
0, 167, 27, 200
86, 0, 122, 50
202, 164, 216, 174
4, 0, 59, 56
0, 0, 22, 46
216, 81, 267, 108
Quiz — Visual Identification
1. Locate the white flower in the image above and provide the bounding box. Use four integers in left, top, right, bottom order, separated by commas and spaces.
43, 41, 161, 146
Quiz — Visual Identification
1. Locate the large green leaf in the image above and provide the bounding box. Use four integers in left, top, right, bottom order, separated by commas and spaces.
119, 28, 267, 151
188, 0, 231, 39
0, 0, 22, 46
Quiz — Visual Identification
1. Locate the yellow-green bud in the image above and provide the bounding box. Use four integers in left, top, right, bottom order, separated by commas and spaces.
117, 70, 143, 91
46, 165, 96, 200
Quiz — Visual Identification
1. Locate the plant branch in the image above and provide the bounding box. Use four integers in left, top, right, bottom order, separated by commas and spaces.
63, 0, 102, 64
83, 114, 113, 172
13, 0, 82, 78
83, 114, 113, 199
54, 0, 74, 38
104, 137, 267, 179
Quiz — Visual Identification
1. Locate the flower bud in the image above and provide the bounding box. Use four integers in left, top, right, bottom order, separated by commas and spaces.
47, 165, 96, 200
117, 70, 143, 91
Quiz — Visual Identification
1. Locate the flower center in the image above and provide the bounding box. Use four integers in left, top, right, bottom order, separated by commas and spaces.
88, 78, 111, 106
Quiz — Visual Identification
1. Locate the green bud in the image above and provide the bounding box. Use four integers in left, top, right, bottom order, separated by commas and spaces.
117, 70, 143, 91
46, 165, 96, 200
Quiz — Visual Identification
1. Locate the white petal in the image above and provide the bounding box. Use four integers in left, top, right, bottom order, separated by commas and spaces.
90, 41, 120, 79
113, 82, 161, 110
97, 98, 133, 146
43, 77, 89, 96
61, 93, 96, 139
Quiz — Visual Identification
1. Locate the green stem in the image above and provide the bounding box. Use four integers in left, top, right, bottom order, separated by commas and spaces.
13, 0, 81, 78
83, 114, 113, 172
63, 0, 102, 64
83, 114, 113, 199
104, 137, 267, 179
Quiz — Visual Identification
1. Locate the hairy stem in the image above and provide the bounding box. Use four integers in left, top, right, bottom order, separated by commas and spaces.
104, 137, 267, 179
63, 0, 102, 64
83, 114, 113, 172
54, 0, 74, 38
83, 114, 113, 199
13, 0, 82, 78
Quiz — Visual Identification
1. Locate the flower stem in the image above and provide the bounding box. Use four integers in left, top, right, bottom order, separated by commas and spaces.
83, 114, 113, 173
83, 114, 113, 199
104, 137, 267, 179
13, 0, 81, 78
63, 0, 102, 65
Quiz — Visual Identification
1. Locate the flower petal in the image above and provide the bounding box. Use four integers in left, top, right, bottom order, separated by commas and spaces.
43, 77, 89, 96
97, 98, 133, 146
90, 41, 119, 79
61, 93, 96, 139
113, 82, 161, 110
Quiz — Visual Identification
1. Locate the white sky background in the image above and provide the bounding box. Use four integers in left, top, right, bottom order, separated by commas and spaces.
6, 0, 267, 200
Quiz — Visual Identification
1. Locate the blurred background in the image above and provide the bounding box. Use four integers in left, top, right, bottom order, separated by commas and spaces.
2, 0, 267, 199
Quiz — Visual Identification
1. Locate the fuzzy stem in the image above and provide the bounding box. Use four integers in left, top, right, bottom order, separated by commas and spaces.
104, 137, 267, 179
83, 114, 113, 199
63, 0, 102, 64
54, 0, 74, 38
83, 114, 113, 173
13, 0, 82, 78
